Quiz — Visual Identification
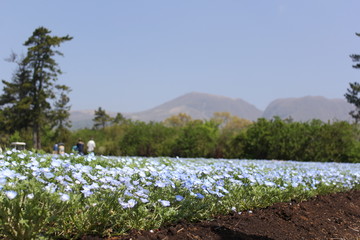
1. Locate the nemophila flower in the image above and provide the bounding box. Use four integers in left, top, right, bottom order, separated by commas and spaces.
82, 189, 94, 197
158, 199, 170, 207
119, 198, 137, 209
140, 198, 149, 203
1, 169, 17, 179
44, 183, 57, 193
139, 171, 146, 178
195, 193, 205, 199
44, 172, 55, 179
134, 190, 148, 198
155, 180, 166, 188
59, 193, 70, 201
124, 190, 133, 197
36, 177, 47, 184
264, 181, 276, 187
51, 159, 62, 168
17, 175, 27, 181
214, 191, 225, 198
216, 185, 229, 194
27, 193, 34, 199
175, 195, 184, 201
5, 190, 17, 199
132, 180, 140, 185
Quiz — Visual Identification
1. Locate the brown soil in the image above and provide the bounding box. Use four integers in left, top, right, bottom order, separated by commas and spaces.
86, 190, 360, 240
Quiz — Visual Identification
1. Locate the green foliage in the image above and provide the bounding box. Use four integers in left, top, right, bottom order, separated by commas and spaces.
171, 120, 218, 158
234, 117, 360, 162
0, 179, 68, 239
120, 121, 175, 156
92, 107, 112, 129
43, 114, 360, 162
0, 27, 72, 149
345, 33, 360, 122
345, 82, 360, 123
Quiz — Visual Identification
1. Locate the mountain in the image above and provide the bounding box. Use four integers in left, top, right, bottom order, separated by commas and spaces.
69, 93, 355, 130
69, 110, 94, 129
127, 92, 263, 122
262, 96, 354, 122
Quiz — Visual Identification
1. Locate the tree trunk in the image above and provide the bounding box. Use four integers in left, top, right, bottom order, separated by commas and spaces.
33, 123, 41, 149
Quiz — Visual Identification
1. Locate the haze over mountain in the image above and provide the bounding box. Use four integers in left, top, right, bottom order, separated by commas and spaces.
128, 92, 262, 122
69, 92, 354, 129
263, 96, 354, 122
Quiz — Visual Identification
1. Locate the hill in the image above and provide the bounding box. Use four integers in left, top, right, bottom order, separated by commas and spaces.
262, 96, 353, 122
127, 92, 263, 122
69, 93, 355, 129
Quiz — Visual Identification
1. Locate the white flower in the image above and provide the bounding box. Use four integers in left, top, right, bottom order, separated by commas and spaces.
27, 193, 34, 199
5, 190, 17, 199
158, 199, 170, 207
140, 198, 149, 203
119, 198, 138, 209
59, 193, 70, 202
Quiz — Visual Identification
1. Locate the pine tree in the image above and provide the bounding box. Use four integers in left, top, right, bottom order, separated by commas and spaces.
0, 55, 33, 132
93, 107, 112, 129
51, 85, 72, 141
0, 27, 72, 149
345, 33, 360, 123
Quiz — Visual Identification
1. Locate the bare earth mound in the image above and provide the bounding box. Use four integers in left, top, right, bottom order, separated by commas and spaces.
86, 190, 360, 240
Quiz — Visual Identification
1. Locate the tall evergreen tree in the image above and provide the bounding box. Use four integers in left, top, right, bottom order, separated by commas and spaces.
51, 85, 72, 141
0, 27, 72, 149
350, 33, 360, 69
345, 33, 360, 123
0, 54, 32, 132
112, 112, 126, 125
93, 107, 112, 129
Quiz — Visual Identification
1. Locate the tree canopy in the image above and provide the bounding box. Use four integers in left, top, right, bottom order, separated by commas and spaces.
0, 27, 72, 149
345, 33, 360, 123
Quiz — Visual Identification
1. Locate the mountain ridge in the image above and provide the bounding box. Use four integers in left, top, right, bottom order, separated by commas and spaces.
69, 92, 354, 129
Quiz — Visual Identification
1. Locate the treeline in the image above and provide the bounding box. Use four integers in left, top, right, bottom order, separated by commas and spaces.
8, 112, 355, 163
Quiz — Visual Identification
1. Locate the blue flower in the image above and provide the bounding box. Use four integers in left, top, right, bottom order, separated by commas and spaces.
195, 193, 205, 199
175, 195, 184, 201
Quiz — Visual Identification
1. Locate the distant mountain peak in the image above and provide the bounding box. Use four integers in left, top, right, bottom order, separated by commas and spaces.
69, 93, 354, 129
128, 92, 262, 122
263, 96, 353, 122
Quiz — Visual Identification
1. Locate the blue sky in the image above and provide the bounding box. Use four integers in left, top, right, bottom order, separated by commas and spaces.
1, 1, 360, 112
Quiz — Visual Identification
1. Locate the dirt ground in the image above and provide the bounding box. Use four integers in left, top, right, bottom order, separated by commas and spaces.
85, 189, 360, 240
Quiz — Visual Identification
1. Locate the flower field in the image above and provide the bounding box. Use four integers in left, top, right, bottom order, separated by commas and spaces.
0, 150, 360, 239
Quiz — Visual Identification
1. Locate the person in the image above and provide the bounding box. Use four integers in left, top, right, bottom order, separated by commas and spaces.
53, 143, 59, 154
58, 143, 65, 155
76, 138, 85, 155
87, 137, 96, 154
72, 145, 78, 153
